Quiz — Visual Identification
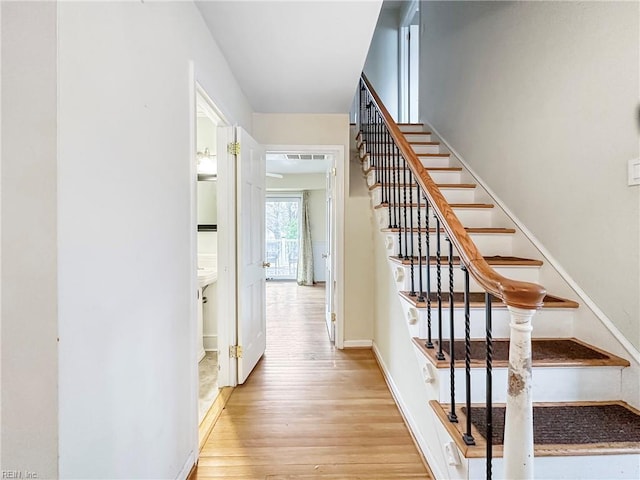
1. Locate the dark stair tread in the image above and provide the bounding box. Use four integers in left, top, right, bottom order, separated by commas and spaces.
382, 227, 515, 234
431, 400, 640, 458
400, 290, 579, 309
376, 202, 493, 209
390, 255, 541, 267
412, 337, 630, 368
370, 182, 475, 190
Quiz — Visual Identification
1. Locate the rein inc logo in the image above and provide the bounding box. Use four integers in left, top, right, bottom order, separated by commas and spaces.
2, 472, 38, 479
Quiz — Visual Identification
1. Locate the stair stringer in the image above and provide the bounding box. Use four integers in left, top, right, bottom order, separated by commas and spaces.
423, 121, 640, 410
370, 210, 469, 480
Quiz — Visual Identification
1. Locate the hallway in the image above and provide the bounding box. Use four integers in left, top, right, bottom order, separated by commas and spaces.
194, 282, 432, 479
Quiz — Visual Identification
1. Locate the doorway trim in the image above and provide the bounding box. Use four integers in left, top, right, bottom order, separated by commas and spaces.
264, 144, 345, 349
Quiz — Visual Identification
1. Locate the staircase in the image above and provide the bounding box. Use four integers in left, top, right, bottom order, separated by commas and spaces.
355, 75, 640, 479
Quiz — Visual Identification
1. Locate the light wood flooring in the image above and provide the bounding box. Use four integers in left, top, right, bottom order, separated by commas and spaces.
194, 281, 432, 479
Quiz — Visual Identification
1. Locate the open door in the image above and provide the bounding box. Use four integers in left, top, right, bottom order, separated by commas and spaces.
235, 127, 266, 384
325, 161, 336, 342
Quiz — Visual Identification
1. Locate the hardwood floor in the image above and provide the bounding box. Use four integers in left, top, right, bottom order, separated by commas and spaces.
194, 281, 432, 479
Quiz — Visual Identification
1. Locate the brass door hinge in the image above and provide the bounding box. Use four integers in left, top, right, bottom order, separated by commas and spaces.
331, 312, 336, 323
229, 345, 243, 358
227, 142, 240, 156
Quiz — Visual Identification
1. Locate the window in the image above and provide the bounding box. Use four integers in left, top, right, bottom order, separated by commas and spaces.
265, 196, 301, 280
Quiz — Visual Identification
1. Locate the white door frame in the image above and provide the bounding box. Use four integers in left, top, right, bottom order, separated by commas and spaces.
264, 144, 345, 349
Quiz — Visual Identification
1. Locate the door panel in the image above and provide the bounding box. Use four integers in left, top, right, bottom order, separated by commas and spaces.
236, 127, 266, 384
325, 163, 335, 342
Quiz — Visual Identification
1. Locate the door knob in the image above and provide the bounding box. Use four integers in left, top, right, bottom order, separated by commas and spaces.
262, 262, 271, 268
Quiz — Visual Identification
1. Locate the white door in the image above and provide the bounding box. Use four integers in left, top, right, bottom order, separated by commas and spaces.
236, 127, 266, 384
325, 163, 336, 342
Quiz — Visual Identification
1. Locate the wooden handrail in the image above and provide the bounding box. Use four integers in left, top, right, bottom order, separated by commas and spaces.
361, 74, 546, 310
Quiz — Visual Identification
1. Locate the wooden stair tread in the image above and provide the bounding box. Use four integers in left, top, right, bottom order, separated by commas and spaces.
364, 140, 438, 145
365, 166, 462, 173
382, 227, 516, 234
400, 291, 579, 309
412, 337, 630, 368
369, 182, 476, 190
376, 202, 493, 209
390, 255, 542, 267
430, 400, 640, 459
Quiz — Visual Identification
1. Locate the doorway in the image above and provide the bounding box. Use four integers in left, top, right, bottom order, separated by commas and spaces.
399, 1, 420, 123
265, 150, 337, 342
194, 87, 229, 425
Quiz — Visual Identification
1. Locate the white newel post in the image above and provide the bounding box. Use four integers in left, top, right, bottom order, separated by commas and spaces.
503, 306, 536, 480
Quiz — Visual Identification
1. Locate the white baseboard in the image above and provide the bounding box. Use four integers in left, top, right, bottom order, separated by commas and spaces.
342, 339, 373, 348
175, 449, 195, 480
426, 121, 640, 365
372, 343, 446, 480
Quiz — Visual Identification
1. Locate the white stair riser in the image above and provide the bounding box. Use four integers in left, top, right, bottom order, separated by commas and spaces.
400, 296, 574, 339
428, 366, 624, 404
384, 233, 514, 258
372, 186, 476, 205
391, 264, 540, 292
366, 169, 461, 187
362, 154, 451, 170
409, 143, 440, 154
375, 207, 495, 229
404, 133, 432, 142
398, 124, 425, 133
469, 454, 640, 480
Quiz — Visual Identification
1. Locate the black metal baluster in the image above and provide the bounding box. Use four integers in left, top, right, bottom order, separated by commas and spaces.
391, 144, 398, 230
436, 217, 445, 360
486, 292, 493, 480
401, 158, 408, 259
393, 145, 399, 230
447, 237, 458, 423
425, 200, 433, 349
374, 111, 380, 186
417, 187, 425, 303
384, 129, 390, 227
409, 170, 415, 296
462, 265, 475, 445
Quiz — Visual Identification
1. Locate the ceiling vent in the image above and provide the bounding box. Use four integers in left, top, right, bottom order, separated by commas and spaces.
285, 154, 326, 161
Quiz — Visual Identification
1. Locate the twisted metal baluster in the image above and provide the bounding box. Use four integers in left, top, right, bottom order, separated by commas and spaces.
486, 292, 493, 480
401, 157, 408, 259
436, 217, 445, 361
447, 237, 458, 423
409, 169, 415, 296
417, 186, 425, 303
386, 130, 392, 228
425, 199, 433, 349
462, 265, 475, 445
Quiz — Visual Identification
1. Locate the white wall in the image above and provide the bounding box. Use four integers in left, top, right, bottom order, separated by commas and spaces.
253, 114, 374, 342
55, 2, 252, 478
1, 2, 59, 476
363, 5, 400, 120
420, 1, 640, 349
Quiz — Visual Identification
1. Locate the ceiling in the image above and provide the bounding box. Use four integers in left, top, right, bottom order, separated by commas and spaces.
266, 153, 330, 175
195, 1, 383, 113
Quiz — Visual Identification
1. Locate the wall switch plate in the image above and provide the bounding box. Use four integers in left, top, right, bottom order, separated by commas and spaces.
629, 158, 640, 186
